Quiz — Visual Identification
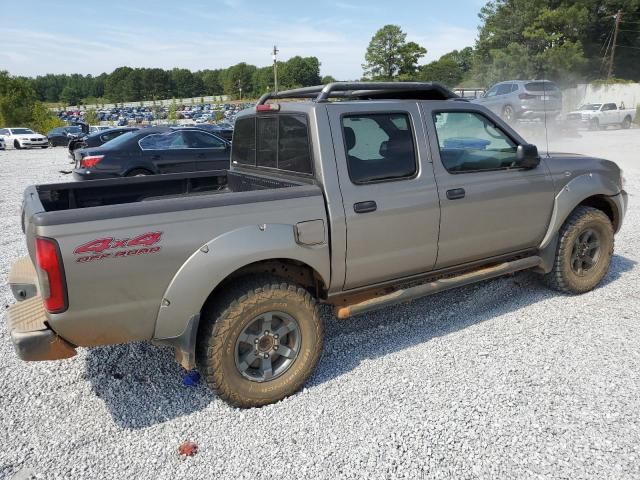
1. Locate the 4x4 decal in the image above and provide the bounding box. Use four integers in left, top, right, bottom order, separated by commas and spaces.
74, 232, 162, 263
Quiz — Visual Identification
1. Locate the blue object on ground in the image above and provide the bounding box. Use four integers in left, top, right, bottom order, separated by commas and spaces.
183, 370, 200, 386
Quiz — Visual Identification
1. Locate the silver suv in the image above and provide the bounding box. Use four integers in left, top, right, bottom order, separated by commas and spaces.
473, 80, 562, 122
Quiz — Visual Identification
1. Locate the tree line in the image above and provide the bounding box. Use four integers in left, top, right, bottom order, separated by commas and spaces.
364, 0, 640, 87
26, 56, 328, 106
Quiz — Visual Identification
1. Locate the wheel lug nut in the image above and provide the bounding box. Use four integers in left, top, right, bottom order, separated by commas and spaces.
264, 331, 269, 335
263, 353, 269, 358
274, 345, 279, 350
274, 334, 279, 339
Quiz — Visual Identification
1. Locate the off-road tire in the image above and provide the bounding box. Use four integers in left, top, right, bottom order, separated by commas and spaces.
543, 206, 614, 294
622, 116, 632, 129
197, 275, 324, 408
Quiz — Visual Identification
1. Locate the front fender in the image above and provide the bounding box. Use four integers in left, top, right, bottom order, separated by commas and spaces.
153, 223, 330, 340
539, 173, 621, 248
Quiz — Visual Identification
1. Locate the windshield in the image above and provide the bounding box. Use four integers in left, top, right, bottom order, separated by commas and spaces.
11, 128, 34, 135
579, 104, 602, 111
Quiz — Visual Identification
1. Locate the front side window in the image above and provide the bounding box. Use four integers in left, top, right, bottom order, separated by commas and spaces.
342, 113, 417, 184
496, 84, 513, 95
433, 111, 518, 173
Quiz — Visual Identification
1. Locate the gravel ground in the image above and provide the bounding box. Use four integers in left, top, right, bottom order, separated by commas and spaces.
0, 130, 639, 480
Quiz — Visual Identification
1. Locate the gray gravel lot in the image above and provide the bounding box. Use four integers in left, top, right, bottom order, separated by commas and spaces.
1, 129, 639, 480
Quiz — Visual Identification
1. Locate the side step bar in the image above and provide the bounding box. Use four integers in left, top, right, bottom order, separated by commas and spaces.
335, 256, 542, 319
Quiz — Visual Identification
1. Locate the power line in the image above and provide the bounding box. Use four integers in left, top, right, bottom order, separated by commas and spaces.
615, 44, 640, 51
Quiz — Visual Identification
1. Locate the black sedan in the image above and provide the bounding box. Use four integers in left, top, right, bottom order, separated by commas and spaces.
69, 127, 139, 158
47, 125, 85, 147
72, 127, 230, 180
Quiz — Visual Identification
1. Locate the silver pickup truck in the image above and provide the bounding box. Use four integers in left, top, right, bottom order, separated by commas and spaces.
6, 82, 628, 408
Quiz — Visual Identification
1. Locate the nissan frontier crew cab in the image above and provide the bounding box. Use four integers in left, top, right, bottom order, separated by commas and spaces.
6, 82, 628, 408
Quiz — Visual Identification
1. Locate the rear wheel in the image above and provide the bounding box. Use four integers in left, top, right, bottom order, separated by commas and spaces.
197, 275, 324, 408
622, 116, 632, 129
543, 206, 614, 294
125, 168, 151, 177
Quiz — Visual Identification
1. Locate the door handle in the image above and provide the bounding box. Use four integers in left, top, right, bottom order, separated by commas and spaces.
353, 200, 377, 213
446, 188, 466, 200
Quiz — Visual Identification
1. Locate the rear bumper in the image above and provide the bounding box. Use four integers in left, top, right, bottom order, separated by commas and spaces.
6, 295, 77, 361
6, 256, 76, 361
72, 168, 121, 181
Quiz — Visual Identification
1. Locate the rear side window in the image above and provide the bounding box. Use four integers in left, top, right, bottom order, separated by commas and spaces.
183, 130, 226, 149
342, 113, 417, 184
525, 82, 559, 92
232, 115, 312, 174
139, 131, 186, 150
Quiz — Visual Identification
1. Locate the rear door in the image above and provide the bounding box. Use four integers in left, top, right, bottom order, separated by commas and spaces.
327, 103, 440, 289
424, 105, 555, 268
139, 131, 195, 173
182, 130, 230, 171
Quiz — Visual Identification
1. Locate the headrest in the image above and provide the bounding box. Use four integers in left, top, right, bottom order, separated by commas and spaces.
344, 126, 356, 151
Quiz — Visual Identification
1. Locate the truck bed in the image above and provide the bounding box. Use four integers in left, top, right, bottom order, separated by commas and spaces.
24, 169, 316, 228
35, 170, 305, 211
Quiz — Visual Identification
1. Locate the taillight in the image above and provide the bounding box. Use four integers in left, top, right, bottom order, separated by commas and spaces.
80, 155, 104, 168
35, 237, 67, 313
518, 93, 535, 99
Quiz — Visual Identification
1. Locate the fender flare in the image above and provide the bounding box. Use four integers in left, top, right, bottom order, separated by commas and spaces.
152, 223, 330, 341
539, 173, 621, 249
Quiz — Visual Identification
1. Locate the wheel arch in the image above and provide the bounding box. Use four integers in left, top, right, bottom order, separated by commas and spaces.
152, 224, 330, 343
540, 173, 623, 249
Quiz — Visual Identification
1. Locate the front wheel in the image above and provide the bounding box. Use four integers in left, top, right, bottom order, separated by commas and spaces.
13, 140, 21, 150
502, 105, 515, 122
197, 276, 324, 408
543, 206, 614, 294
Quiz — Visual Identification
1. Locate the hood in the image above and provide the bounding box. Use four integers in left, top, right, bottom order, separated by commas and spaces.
14, 133, 46, 139
542, 152, 622, 194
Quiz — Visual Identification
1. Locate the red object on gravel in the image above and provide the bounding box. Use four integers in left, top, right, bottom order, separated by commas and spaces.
178, 441, 198, 457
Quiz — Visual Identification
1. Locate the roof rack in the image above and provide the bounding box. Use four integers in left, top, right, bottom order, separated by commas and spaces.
256, 81, 458, 105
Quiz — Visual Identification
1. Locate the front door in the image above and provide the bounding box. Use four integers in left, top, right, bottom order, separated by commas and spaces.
182, 130, 230, 171
425, 107, 555, 268
327, 103, 440, 290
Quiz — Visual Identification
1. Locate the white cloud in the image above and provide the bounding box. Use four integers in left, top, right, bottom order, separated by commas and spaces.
0, 20, 476, 80
410, 25, 478, 64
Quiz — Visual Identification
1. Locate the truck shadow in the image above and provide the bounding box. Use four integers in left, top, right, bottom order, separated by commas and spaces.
85, 254, 635, 428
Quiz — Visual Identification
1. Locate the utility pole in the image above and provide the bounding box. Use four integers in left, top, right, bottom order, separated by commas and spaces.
608, 10, 623, 80
272, 45, 279, 93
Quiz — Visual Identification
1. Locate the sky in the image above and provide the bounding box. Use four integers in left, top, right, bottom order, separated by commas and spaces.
0, 0, 486, 80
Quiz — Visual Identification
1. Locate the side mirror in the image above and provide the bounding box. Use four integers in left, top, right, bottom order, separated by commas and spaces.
516, 144, 540, 169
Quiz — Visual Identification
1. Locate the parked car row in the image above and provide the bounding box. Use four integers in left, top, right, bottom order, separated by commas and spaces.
57, 103, 254, 125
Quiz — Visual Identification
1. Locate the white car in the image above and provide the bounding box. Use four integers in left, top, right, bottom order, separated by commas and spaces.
0, 127, 48, 149
89, 125, 111, 133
